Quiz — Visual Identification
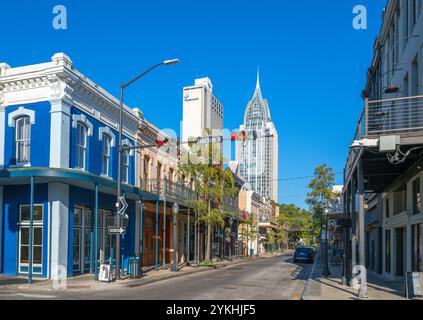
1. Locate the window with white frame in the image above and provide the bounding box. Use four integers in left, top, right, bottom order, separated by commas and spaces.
19, 204, 43, 274
75, 122, 87, 170
122, 149, 129, 184
101, 133, 111, 176
15, 116, 31, 164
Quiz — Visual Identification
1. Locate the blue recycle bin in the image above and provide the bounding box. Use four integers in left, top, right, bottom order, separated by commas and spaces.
250, 248, 255, 256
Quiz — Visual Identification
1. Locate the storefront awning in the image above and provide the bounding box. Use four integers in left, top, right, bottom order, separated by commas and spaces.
0, 167, 157, 201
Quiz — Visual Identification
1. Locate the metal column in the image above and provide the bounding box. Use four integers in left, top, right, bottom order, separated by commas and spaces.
163, 180, 166, 268
350, 176, 357, 285
343, 184, 351, 286
139, 197, 143, 265
357, 160, 368, 298
187, 208, 190, 265
94, 184, 99, 280
155, 199, 159, 271
28, 176, 34, 284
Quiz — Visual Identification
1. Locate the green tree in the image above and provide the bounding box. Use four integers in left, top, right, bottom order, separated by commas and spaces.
278, 203, 314, 246
180, 132, 237, 262
305, 163, 337, 241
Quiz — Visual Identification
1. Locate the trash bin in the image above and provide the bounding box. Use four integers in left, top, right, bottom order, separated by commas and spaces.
128, 256, 141, 278
250, 248, 254, 256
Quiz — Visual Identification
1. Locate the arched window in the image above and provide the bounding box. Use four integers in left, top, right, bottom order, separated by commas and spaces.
15, 116, 31, 164
75, 122, 87, 170
101, 133, 111, 176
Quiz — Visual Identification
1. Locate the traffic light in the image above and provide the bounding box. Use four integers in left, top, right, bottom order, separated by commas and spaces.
231, 130, 255, 142
240, 131, 247, 141
231, 131, 247, 142
156, 137, 169, 148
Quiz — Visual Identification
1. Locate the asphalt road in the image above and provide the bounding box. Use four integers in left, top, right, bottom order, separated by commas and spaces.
0, 253, 313, 300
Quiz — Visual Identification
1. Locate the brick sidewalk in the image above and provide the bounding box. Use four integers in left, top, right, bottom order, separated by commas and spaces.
302, 253, 405, 300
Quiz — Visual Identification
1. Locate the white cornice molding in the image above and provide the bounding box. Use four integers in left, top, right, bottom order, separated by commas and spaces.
0, 54, 141, 135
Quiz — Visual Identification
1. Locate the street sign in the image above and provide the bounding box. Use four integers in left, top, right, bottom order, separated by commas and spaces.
108, 226, 126, 235
118, 196, 128, 216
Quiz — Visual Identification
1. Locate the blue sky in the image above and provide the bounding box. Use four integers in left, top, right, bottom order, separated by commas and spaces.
0, 0, 387, 208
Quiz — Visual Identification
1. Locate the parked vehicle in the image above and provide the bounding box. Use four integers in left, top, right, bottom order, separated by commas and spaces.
293, 246, 314, 263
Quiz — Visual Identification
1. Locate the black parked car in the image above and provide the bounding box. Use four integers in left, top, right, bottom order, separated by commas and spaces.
293, 246, 314, 263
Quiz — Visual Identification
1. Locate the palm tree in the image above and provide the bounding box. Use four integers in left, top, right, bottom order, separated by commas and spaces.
179, 132, 237, 263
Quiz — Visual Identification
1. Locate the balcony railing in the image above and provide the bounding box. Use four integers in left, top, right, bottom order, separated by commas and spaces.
355, 95, 423, 140
140, 178, 240, 215
345, 95, 423, 182
140, 179, 197, 204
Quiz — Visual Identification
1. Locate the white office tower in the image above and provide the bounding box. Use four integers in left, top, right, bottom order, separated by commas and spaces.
236, 71, 279, 202
182, 77, 223, 144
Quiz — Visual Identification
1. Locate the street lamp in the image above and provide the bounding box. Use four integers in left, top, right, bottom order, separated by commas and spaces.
171, 202, 179, 272
322, 205, 331, 277
115, 58, 179, 280
381, 34, 420, 94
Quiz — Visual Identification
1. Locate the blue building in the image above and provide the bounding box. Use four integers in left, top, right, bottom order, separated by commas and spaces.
0, 53, 156, 280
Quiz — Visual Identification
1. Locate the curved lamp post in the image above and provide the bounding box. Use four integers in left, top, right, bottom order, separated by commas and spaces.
115, 58, 179, 280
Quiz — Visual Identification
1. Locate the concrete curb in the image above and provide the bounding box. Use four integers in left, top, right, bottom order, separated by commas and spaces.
301, 252, 319, 300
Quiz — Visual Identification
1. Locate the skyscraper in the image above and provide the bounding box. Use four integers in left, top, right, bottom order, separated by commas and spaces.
182, 77, 223, 144
236, 71, 278, 202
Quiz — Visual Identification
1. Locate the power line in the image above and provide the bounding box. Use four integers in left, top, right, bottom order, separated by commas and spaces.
277, 172, 343, 182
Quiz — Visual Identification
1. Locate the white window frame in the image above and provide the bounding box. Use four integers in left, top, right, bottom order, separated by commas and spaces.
75, 122, 88, 170
121, 139, 134, 184
18, 204, 43, 275
122, 149, 130, 184
15, 116, 31, 165
101, 133, 111, 177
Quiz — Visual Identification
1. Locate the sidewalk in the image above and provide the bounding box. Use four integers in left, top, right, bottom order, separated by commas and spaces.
302, 253, 405, 300
0, 252, 283, 293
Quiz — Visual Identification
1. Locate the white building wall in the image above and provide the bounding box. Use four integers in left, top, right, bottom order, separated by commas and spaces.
182, 78, 223, 146
48, 183, 69, 280
49, 99, 71, 168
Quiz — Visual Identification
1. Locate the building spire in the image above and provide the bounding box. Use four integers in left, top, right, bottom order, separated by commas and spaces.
256, 66, 260, 90
253, 66, 262, 99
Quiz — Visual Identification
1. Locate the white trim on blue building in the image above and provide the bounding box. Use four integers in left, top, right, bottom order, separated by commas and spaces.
0, 53, 143, 280
8, 106, 36, 127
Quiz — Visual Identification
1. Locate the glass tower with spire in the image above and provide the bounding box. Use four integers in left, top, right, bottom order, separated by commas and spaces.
235, 70, 279, 202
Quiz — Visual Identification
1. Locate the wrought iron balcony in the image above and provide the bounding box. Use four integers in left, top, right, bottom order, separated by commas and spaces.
139, 179, 197, 204
140, 178, 240, 216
